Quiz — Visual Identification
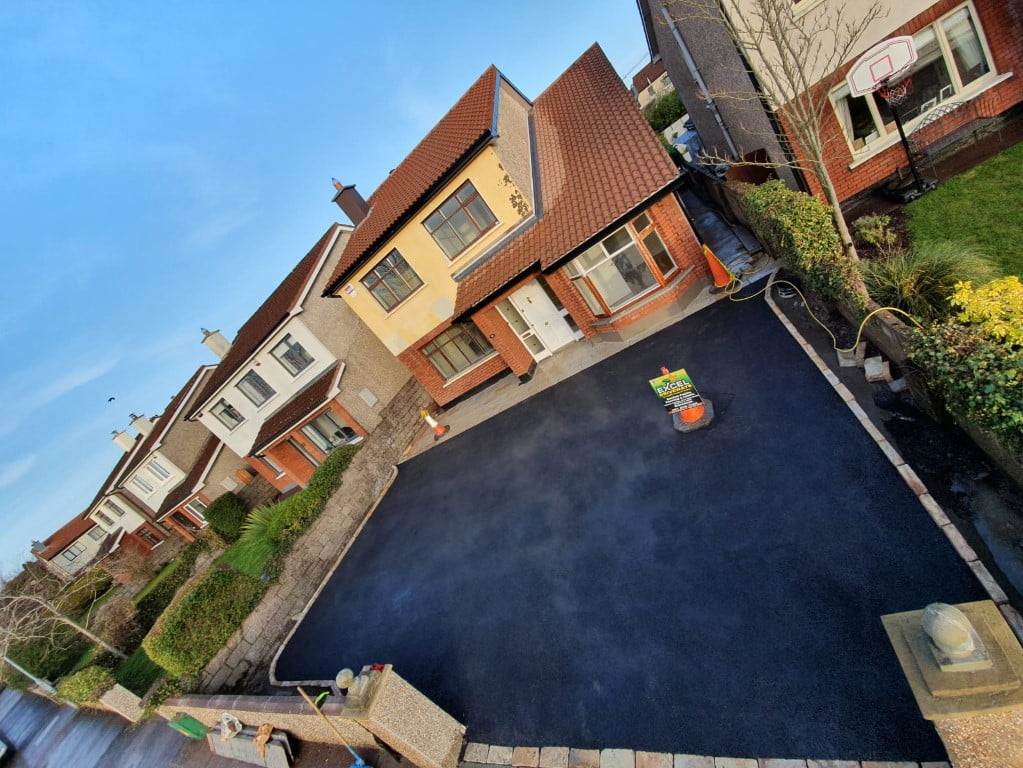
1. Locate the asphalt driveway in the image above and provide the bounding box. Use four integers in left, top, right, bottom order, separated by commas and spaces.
275, 287, 984, 761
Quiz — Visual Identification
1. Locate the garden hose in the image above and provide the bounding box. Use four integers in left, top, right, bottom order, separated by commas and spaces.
721, 269, 923, 353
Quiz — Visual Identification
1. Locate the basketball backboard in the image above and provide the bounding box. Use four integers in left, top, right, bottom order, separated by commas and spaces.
846, 36, 918, 97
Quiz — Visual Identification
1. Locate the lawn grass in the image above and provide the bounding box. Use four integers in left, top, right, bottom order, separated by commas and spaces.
907, 141, 1023, 278
133, 560, 181, 605
114, 648, 164, 696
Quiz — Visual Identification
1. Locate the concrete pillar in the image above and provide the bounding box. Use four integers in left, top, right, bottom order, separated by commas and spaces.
882, 599, 1023, 768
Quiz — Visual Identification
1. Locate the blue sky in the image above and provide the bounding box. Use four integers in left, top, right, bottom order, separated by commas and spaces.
0, 2, 651, 575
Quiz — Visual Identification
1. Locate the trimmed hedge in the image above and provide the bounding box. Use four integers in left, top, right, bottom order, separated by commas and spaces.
203, 492, 249, 542
56, 664, 114, 704
135, 537, 208, 631
114, 648, 164, 696
739, 180, 862, 306
141, 567, 265, 677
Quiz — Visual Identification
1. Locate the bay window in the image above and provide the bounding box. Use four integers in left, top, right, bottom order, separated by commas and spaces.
301, 410, 360, 454
422, 324, 494, 380
832, 4, 993, 152
564, 214, 677, 316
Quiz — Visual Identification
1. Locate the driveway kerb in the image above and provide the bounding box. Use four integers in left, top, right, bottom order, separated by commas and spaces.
761, 271, 1017, 637
268, 463, 400, 687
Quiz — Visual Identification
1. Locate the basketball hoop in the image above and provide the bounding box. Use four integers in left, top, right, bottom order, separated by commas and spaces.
877, 77, 913, 107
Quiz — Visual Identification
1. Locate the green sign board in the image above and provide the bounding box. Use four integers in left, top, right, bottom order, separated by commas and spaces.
649, 368, 703, 415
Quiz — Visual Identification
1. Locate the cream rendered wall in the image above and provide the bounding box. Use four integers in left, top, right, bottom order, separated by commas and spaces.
726, 0, 937, 101
201, 445, 249, 501
197, 317, 338, 457
304, 235, 412, 433
124, 450, 187, 513
337, 147, 531, 354
90, 494, 148, 536
55, 530, 105, 576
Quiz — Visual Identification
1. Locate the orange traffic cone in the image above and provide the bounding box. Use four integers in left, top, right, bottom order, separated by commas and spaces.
420, 409, 450, 441
703, 244, 733, 290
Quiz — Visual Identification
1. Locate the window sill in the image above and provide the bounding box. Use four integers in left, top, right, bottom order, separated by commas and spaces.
846, 72, 1013, 171
440, 351, 501, 388
379, 283, 429, 317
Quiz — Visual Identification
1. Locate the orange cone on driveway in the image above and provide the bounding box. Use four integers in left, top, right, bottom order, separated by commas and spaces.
703, 244, 732, 290
421, 409, 450, 441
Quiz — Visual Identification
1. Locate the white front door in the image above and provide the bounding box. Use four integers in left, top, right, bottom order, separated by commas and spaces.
509, 280, 578, 353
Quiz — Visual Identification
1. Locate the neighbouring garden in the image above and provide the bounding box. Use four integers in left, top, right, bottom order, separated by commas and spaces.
3, 444, 360, 713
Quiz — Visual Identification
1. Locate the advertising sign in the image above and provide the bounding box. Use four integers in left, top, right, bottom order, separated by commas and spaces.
649, 368, 703, 415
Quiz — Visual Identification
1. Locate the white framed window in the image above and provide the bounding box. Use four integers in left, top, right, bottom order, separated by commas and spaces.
146, 458, 171, 481
211, 398, 245, 430
87, 527, 105, 542
93, 509, 115, 527
564, 216, 677, 316
270, 334, 315, 376
259, 454, 285, 476
184, 498, 208, 518
300, 411, 361, 454
59, 542, 87, 564
831, 3, 994, 152
237, 369, 276, 406
132, 475, 154, 495
104, 499, 126, 517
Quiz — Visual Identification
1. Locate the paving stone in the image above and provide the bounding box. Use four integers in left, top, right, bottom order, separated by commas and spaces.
759, 761, 806, 768
836, 348, 857, 367
941, 523, 978, 562
488, 745, 514, 764
600, 750, 635, 768
570, 749, 601, 768
854, 341, 867, 367
969, 560, 1009, 603
805, 762, 858, 768
636, 752, 672, 768
464, 742, 490, 763
917, 493, 950, 526
540, 747, 570, 768
674, 757, 714, 768
513, 747, 541, 767
896, 464, 929, 496
860, 763, 918, 768
920, 763, 950, 768
714, 760, 757, 768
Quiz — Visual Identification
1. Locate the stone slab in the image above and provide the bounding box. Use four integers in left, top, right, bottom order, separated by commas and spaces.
806, 762, 859, 768
514, 747, 541, 767
714, 760, 757, 768
464, 742, 490, 763
570, 749, 601, 768
860, 763, 918, 768
674, 757, 714, 768
540, 747, 570, 768
489, 746, 514, 765
920, 763, 951, 768
758, 761, 807, 768
636, 752, 672, 768
601, 749, 635, 768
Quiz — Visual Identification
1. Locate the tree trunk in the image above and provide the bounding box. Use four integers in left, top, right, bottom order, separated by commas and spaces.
49, 611, 128, 660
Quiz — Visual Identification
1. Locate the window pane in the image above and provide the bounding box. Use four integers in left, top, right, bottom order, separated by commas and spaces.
900, 27, 954, 119
466, 197, 496, 229
395, 258, 424, 290
238, 370, 275, 406
835, 91, 880, 147
147, 460, 170, 480
423, 211, 444, 233
301, 424, 332, 453
589, 245, 656, 309
590, 261, 634, 308
643, 231, 676, 275
575, 243, 606, 271
602, 227, 633, 254
271, 335, 314, 375
498, 299, 530, 335
573, 278, 605, 316
439, 196, 461, 217
432, 223, 463, 258
105, 500, 126, 517
88, 527, 105, 541
448, 209, 478, 244
943, 8, 989, 87
455, 184, 475, 203
133, 476, 153, 494
212, 399, 244, 429
633, 213, 652, 231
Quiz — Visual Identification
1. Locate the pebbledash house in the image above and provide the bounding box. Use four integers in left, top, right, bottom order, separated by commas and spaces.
323, 44, 709, 407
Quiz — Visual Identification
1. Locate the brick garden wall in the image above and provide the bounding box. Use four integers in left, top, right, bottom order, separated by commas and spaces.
199, 378, 433, 692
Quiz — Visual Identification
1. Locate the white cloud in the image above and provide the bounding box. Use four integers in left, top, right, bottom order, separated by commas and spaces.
0, 455, 36, 489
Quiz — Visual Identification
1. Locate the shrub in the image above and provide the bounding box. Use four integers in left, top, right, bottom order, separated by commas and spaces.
94, 594, 143, 651
142, 568, 265, 677
56, 664, 114, 704
740, 180, 862, 305
950, 276, 1023, 345
54, 568, 113, 617
862, 242, 996, 322
642, 91, 685, 133
853, 213, 898, 252
203, 492, 249, 542
8, 623, 92, 682
134, 537, 210, 631
114, 648, 164, 696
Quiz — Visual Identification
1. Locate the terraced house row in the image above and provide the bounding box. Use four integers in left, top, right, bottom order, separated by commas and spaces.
33, 43, 710, 578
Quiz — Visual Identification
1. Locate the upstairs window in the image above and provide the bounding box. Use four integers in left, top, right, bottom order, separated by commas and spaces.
271, 334, 315, 376
237, 369, 276, 405
212, 398, 245, 430
146, 459, 171, 481
93, 509, 116, 527
132, 475, 154, 495
87, 527, 105, 541
362, 250, 424, 311
421, 324, 494, 380
104, 499, 126, 517
60, 542, 87, 564
423, 181, 497, 259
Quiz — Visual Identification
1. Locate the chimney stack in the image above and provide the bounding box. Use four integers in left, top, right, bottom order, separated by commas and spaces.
129, 413, 155, 437
332, 178, 370, 225
112, 429, 136, 452
202, 328, 232, 360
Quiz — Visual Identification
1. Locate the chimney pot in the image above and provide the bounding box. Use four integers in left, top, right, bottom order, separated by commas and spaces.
201, 329, 232, 360
130, 413, 155, 437
112, 430, 136, 453
332, 180, 370, 226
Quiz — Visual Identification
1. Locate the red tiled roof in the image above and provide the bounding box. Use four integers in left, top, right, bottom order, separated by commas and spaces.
190, 224, 342, 416
324, 67, 499, 292
251, 364, 341, 454
157, 434, 221, 517
453, 44, 679, 315
631, 58, 666, 91
34, 514, 96, 560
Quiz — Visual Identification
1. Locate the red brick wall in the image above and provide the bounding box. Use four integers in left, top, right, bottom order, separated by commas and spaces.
546, 269, 599, 337
471, 302, 535, 378
789, 0, 1022, 202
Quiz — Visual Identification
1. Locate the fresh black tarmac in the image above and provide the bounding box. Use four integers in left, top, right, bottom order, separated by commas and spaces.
275, 288, 983, 761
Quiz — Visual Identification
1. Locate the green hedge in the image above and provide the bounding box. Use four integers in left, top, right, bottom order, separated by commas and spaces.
203, 492, 249, 542
56, 664, 114, 704
8, 623, 92, 682
141, 567, 265, 677
114, 648, 165, 696
135, 537, 208, 631
739, 180, 862, 305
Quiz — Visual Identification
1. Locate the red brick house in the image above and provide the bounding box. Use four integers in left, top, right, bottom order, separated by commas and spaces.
323, 44, 707, 407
